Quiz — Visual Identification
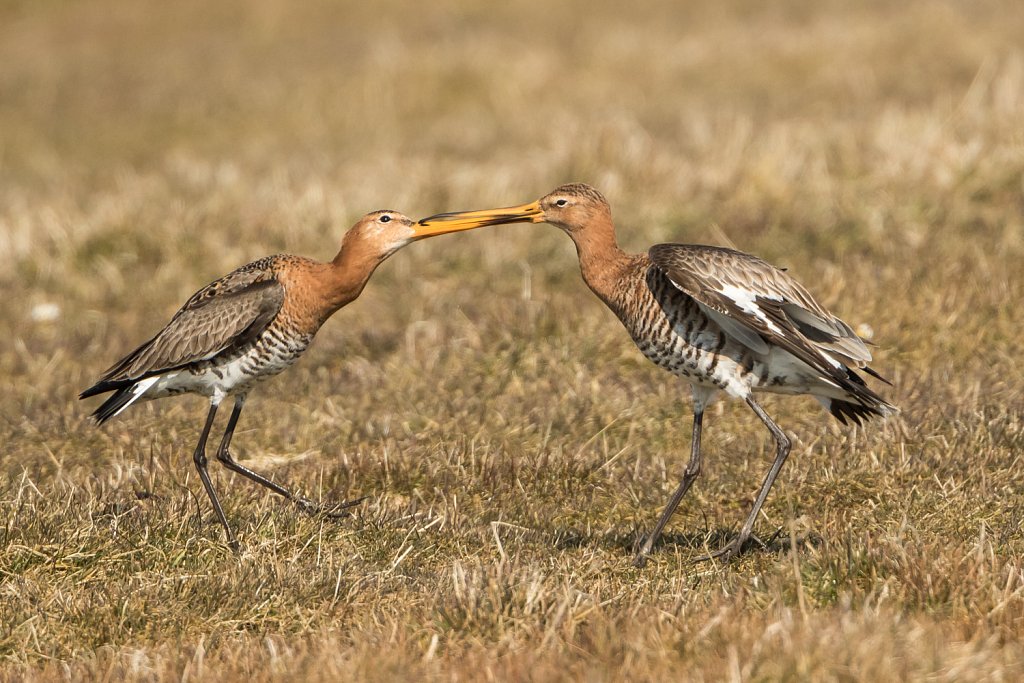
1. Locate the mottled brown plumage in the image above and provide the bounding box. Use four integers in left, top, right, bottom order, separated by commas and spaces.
649, 244, 873, 367
87, 261, 285, 394
81, 210, 487, 549
419, 183, 896, 567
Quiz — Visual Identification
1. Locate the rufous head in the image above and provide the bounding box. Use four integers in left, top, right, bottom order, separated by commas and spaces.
343, 209, 494, 258
417, 183, 611, 235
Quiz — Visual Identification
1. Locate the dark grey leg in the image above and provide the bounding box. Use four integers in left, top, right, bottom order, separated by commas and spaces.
214, 396, 365, 518
695, 395, 791, 563
633, 408, 704, 568
192, 401, 238, 550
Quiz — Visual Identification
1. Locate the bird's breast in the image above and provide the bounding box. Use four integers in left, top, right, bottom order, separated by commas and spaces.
179, 321, 314, 398
610, 267, 758, 396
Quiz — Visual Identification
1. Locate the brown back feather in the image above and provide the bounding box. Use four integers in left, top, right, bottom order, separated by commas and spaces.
96, 259, 286, 384
648, 244, 872, 366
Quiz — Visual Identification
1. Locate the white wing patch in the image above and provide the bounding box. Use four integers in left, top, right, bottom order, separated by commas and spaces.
664, 277, 777, 353
818, 350, 842, 368
718, 284, 783, 333
716, 285, 845, 370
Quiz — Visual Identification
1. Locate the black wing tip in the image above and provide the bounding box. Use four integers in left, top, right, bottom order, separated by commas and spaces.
829, 398, 897, 426
862, 365, 893, 385
830, 364, 898, 426
80, 379, 138, 424
88, 387, 135, 425
79, 385, 105, 400
79, 379, 128, 400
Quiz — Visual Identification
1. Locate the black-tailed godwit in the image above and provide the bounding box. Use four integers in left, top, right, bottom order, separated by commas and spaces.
419, 184, 896, 567
81, 210, 482, 548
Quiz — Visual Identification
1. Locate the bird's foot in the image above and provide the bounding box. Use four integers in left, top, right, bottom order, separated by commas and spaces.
692, 528, 781, 564
294, 495, 368, 519
214, 523, 241, 553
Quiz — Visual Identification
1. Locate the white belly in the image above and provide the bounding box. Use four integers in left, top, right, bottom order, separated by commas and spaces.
637, 328, 842, 401
141, 335, 311, 403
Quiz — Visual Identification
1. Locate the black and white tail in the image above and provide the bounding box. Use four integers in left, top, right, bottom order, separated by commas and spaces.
79, 377, 158, 424
817, 366, 897, 426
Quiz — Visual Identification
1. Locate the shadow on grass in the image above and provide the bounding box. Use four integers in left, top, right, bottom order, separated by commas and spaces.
552, 525, 825, 560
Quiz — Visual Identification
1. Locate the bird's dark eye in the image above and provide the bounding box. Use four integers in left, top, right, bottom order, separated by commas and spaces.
555, 199, 568, 207
380, 214, 391, 223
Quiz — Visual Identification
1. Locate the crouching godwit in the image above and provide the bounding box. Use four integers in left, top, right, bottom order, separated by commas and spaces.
81, 211, 481, 549
419, 184, 896, 567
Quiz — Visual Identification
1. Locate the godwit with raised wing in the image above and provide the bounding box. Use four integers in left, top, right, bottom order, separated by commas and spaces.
419, 184, 896, 567
81, 210, 481, 549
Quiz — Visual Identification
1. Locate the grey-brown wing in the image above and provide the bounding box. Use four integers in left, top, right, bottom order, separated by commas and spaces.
97, 263, 285, 383
648, 244, 872, 369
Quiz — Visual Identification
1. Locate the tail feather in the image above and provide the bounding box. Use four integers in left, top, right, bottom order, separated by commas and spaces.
91, 387, 136, 425
828, 398, 881, 426
819, 394, 898, 427
815, 363, 897, 426
83, 376, 159, 425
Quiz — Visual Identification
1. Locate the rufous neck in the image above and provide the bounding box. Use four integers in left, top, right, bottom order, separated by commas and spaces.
322, 238, 385, 312
567, 214, 631, 305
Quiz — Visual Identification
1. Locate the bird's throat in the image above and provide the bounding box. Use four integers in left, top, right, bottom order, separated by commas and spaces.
569, 220, 633, 308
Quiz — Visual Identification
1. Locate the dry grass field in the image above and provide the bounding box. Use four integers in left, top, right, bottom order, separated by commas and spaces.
2, 0, 1024, 679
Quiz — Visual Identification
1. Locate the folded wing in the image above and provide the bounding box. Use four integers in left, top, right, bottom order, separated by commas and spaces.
648, 243, 880, 389
81, 264, 285, 397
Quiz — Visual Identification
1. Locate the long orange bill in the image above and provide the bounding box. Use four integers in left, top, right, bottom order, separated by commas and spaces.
413, 201, 544, 237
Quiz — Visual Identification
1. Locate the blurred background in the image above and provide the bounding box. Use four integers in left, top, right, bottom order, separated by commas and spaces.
2, 0, 1023, 678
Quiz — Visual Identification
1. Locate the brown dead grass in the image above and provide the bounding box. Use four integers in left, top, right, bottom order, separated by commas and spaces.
2, 0, 1024, 680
